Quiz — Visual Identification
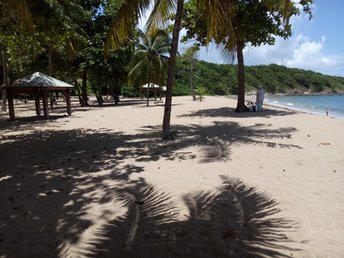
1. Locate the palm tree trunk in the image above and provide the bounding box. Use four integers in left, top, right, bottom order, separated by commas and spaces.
96, 71, 103, 106
190, 63, 196, 101
236, 41, 246, 112
146, 83, 150, 107
147, 63, 153, 107
162, 0, 184, 139
81, 67, 89, 106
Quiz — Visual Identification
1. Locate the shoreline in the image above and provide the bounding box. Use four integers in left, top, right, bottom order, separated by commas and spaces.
267, 92, 344, 96
264, 95, 344, 120
242, 93, 343, 120
265, 102, 343, 120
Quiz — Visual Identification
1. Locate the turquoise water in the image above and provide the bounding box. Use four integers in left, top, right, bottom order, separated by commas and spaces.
265, 95, 344, 119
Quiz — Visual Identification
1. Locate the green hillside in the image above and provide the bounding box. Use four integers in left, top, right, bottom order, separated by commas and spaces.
174, 60, 344, 95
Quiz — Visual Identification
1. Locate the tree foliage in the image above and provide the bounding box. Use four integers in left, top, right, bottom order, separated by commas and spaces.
0, 0, 135, 106
182, 0, 313, 111
128, 29, 171, 106
128, 29, 170, 87
174, 60, 344, 95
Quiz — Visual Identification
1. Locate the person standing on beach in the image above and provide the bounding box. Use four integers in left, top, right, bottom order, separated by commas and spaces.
256, 86, 265, 112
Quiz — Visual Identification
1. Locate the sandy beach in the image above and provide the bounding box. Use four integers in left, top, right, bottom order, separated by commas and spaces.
1, 95, 343, 257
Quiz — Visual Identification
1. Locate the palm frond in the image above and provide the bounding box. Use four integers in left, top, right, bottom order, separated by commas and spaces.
128, 59, 150, 86
152, 37, 171, 52
6, 0, 33, 32
282, 0, 292, 25
145, 0, 176, 32
128, 28, 171, 88
105, 0, 151, 54
195, 0, 237, 51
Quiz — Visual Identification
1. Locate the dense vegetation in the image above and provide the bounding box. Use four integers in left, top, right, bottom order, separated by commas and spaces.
2, 1, 324, 103
174, 60, 344, 96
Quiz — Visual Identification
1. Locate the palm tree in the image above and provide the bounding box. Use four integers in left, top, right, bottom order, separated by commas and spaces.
194, 0, 312, 112
161, 0, 184, 139
105, 0, 307, 136
128, 29, 171, 106
183, 45, 200, 101
105, 0, 180, 138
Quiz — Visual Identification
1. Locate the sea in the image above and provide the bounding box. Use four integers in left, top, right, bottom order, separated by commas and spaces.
265, 95, 344, 120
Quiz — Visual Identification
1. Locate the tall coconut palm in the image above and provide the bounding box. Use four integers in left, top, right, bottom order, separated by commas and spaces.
161, 0, 184, 138
128, 29, 171, 106
105, 0, 182, 138
105, 0, 305, 136
194, 0, 312, 112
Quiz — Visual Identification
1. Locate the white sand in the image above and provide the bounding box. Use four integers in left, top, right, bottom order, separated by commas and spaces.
1, 95, 343, 257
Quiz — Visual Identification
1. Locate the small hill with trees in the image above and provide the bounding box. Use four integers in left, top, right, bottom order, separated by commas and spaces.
174, 59, 344, 96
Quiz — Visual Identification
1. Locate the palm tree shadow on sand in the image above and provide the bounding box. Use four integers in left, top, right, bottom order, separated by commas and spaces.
177, 106, 297, 119
126, 121, 302, 164
0, 123, 303, 257
79, 176, 302, 258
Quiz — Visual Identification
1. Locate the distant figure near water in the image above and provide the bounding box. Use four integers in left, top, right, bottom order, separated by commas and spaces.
256, 86, 265, 112
326, 106, 329, 116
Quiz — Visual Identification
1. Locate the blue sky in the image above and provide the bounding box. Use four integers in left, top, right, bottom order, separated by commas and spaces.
195, 1, 344, 77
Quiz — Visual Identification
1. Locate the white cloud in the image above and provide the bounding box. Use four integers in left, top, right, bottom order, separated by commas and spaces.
197, 32, 344, 77
243, 34, 344, 76
196, 5, 344, 77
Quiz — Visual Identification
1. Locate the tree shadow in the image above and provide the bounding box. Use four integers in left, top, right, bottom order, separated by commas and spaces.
178, 107, 297, 119
0, 129, 143, 257
0, 114, 71, 133
76, 176, 302, 257
0, 123, 302, 257
0, 98, 144, 131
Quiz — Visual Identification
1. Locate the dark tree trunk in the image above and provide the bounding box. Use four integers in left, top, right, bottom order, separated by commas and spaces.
81, 68, 89, 106
2, 44, 8, 112
96, 71, 103, 106
146, 83, 150, 107
48, 45, 53, 75
236, 42, 246, 112
74, 79, 83, 105
146, 64, 153, 107
113, 79, 120, 105
47, 45, 57, 110
162, 0, 184, 139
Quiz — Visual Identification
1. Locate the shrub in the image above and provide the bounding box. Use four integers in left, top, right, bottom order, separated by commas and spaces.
121, 86, 140, 97
196, 86, 207, 101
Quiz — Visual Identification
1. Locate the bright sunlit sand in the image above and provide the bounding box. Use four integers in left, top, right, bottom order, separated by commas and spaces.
1, 95, 344, 257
